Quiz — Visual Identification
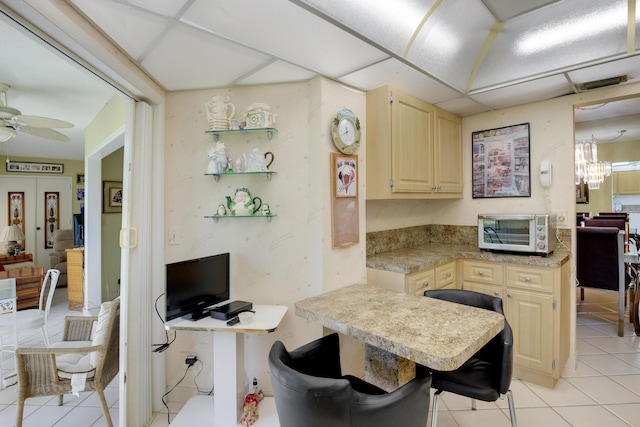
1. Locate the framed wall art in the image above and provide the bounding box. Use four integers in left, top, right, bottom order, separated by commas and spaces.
6, 161, 64, 174
472, 123, 531, 198
103, 181, 123, 213
330, 153, 359, 248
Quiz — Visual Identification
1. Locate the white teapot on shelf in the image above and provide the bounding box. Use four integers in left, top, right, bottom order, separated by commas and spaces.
207, 141, 230, 174
242, 147, 275, 172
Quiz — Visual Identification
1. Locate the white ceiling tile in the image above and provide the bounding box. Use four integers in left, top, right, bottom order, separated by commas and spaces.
568, 56, 640, 87
435, 97, 492, 117
181, 0, 387, 78
236, 61, 317, 86
482, 0, 561, 21
127, 0, 191, 17
338, 59, 462, 105
140, 25, 273, 91
470, 75, 573, 110
69, 0, 172, 60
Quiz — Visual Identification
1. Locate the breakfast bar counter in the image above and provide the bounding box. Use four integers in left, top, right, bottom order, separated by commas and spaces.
296, 284, 504, 390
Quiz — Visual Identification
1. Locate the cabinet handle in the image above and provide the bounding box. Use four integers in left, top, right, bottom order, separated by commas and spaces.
507, 293, 513, 298
478, 271, 484, 276
419, 281, 430, 287
494, 291, 500, 296
524, 276, 531, 282
445, 272, 452, 278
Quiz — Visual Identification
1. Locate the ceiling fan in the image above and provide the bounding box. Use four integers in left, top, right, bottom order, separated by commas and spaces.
0, 83, 73, 142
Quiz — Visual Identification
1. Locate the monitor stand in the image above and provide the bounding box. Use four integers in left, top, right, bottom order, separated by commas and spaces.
182, 308, 210, 321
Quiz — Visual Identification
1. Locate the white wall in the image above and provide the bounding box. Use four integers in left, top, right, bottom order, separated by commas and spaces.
163, 77, 366, 401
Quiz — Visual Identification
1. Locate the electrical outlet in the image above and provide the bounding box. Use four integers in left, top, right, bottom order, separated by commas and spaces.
556, 211, 568, 227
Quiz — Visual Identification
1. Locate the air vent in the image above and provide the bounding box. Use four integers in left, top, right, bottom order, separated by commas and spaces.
576, 75, 627, 91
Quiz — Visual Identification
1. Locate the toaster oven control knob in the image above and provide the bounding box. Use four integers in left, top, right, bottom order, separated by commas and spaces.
537, 232, 546, 240
537, 242, 546, 250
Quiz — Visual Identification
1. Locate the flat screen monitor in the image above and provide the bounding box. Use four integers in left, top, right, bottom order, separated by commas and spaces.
165, 252, 230, 321
73, 214, 84, 247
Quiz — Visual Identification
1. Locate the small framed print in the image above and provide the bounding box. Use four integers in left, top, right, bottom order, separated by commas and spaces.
103, 181, 123, 213
331, 153, 358, 198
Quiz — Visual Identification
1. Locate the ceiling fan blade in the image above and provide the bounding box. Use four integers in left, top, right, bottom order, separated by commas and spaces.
19, 126, 70, 142
14, 114, 73, 128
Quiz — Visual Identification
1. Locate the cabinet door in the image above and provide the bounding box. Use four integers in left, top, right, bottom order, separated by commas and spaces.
434, 108, 463, 194
391, 90, 434, 193
613, 171, 640, 194
506, 289, 554, 374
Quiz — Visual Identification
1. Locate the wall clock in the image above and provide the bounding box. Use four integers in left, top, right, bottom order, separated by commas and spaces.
331, 109, 361, 154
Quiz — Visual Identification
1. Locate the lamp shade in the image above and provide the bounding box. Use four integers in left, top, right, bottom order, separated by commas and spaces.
0, 224, 25, 242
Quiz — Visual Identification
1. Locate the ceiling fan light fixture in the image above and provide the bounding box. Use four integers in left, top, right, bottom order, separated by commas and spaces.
576, 75, 627, 91
0, 127, 17, 142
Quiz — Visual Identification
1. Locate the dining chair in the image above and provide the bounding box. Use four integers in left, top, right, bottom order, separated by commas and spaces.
0, 278, 17, 389
421, 289, 516, 427
15, 296, 120, 427
577, 226, 626, 336
0, 268, 60, 348
269, 333, 432, 427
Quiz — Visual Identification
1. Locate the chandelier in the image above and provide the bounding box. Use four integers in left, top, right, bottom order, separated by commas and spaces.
575, 137, 611, 190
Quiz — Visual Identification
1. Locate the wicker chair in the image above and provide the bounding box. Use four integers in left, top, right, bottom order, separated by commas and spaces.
14, 296, 120, 427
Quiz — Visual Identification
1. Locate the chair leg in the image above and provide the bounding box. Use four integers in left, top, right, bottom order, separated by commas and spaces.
41, 327, 50, 347
506, 389, 517, 427
471, 398, 477, 410
618, 288, 625, 337
580, 287, 584, 300
97, 388, 114, 427
16, 397, 25, 427
431, 389, 443, 427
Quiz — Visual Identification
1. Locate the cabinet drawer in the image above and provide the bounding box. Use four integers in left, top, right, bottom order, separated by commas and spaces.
463, 281, 503, 299
407, 269, 435, 296
506, 266, 554, 293
463, 261, 503, 285
435, 261, 456, 289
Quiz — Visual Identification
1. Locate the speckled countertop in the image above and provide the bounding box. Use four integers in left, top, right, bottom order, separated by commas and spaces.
295, 284, 504, 371
366, 243, 571, 274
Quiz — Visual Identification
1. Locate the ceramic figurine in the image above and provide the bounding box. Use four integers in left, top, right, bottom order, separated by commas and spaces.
207, 141, 230, 174
260, 203, 271, 216
216, 204, 227, 216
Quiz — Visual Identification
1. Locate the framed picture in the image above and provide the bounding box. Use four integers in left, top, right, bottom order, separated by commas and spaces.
6, 161, 64, 174
472, 123, 531, 198
576, 178, 589, 204
77, 188, 85, 201
103, 181, 123, 213
77, 174, 85, 184
331, 153, 358, 198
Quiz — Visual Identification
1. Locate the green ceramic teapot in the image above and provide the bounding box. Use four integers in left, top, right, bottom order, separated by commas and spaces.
226, 187, 262, 216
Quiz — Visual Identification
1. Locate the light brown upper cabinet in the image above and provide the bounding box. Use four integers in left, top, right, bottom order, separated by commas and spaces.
366, 85, 462, 200
613, 170, 640, 195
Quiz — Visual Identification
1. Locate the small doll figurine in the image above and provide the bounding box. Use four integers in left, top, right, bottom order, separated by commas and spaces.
216, 204, 227, 216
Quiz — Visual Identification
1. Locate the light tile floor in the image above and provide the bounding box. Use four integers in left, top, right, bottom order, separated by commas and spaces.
2, 288, 639, 427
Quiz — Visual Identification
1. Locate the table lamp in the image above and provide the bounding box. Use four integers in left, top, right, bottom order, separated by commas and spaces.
0, 224, 25, 255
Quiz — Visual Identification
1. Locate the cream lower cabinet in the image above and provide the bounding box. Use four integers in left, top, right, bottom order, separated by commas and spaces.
367, 260, 457, 296
463, 260, 570, 388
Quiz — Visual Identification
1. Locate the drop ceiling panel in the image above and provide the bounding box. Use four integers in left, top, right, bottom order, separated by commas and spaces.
237, 61, 317, 86
470, 74, 572, 110
568, 56, 640, 87
338, 58, 462, 105
481, 0, 560, 21
140, 25, 273, 91
69, 0, 172, 60
435, 97, 492, 117
473, 0, 631, 91
290, 0, 437, 57
181, 0, 387, 79
407, 0, 496, 92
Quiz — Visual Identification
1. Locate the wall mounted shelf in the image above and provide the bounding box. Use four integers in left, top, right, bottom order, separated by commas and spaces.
205, 127, 277, 142
205, 214, 277, 223
205, 171, 276, 182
